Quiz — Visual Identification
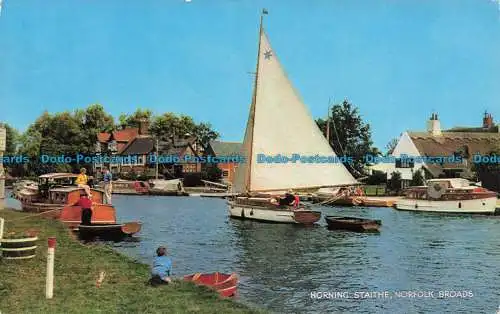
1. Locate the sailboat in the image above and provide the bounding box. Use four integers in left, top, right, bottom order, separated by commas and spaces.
227, 10, 359, 224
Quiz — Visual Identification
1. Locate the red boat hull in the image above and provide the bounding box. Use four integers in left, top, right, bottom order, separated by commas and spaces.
184, 272, 238, 298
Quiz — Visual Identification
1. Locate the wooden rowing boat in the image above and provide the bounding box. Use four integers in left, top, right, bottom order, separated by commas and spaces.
324, 216, 381, 232
76, 222, 142, 241
184, 272, 238, 298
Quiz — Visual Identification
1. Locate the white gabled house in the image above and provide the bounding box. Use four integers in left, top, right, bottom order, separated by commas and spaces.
370, 112, 500, 188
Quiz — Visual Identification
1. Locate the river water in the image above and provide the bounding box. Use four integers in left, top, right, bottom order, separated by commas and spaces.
5, 192, 500, 313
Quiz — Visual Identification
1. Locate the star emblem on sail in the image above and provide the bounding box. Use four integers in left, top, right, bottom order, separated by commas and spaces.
233, 29, 358, 193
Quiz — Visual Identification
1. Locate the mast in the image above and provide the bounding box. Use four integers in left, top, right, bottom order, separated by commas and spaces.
245, 8, 267, 193
326, 98, 331, 143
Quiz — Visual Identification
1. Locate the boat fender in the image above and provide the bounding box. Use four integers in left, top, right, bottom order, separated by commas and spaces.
241, 209, 245, 218
415, 204, 418, 209
250, 209, 253, 216
458, 202, 461, 209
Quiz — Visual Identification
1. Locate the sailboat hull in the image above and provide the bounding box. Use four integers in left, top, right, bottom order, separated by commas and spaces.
227, 201, 321, 224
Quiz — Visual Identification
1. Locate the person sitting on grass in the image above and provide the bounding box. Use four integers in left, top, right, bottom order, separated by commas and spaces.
150, 246, 172, 286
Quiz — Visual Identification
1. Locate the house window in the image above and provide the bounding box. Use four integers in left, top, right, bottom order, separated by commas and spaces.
395, 158, 414, 168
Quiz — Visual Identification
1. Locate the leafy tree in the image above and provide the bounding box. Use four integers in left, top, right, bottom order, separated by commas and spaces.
316, 99, 375, 175
194, 122, 219, 149
3, 124, 20, 155
410, 169, 425, 186
385, 138, 398, 155
388, 171, 402, 192
201, 164, 222, 182
118, 109, 153, 129
366, 170, 387, 185
150, 113, 219, 148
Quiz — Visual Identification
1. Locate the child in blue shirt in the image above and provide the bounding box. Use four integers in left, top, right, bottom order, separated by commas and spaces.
151, 246, 172, 284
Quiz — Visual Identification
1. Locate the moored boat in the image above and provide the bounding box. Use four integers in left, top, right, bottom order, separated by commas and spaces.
13, 173, 103, 217
148, 179, 188, 196
103, 179, 149, 195
76, 222, 142, 241
395, 178, 497, 214
325, 216, 381, 232
227, 10, 358, 224
184, 272, 238, 298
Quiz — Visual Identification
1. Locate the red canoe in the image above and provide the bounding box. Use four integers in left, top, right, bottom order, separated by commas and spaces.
184, 272, 238, 298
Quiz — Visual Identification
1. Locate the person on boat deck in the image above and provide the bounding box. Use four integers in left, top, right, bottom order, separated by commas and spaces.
278, 190, 298, 207
102, 168, 113, 205
76, 168, 92, 199
151, 246, 172, 284
78, 194, 93, 225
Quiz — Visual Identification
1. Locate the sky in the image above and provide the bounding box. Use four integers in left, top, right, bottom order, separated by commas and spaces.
0, 0, 499, 150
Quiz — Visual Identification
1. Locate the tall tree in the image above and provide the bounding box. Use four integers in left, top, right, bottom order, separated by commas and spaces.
118, 109, 153, 129
385, 138, 399, 155
410, 169, 425, 186
316, 99, 376, 175
0, 123, 20, 156
193, 122, 220, 149
150, 113, 219, 147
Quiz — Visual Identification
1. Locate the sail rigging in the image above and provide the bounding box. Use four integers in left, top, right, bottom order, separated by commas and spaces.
233, 14, 358, 193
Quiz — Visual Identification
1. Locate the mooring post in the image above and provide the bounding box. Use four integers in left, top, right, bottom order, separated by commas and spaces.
46, 237, 56, 299
0, 217, 4, 240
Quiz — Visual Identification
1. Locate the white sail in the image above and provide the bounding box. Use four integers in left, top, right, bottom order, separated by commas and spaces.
234, 29, 358, 193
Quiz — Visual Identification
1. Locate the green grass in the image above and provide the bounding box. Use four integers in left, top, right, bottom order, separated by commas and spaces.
0, 209, 264, 314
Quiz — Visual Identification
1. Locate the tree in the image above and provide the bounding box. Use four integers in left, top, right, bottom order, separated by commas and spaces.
201, 164, 222, 182
150, 113, 219, 147
316, 99, 375, 175
388, 171, 402, 192
366, 170, 387, 185
1, 123, 20, 156
194, 122, 219, 149
385, 138, 398, 155
410, 169, 425, 186
118, 109, 153, 129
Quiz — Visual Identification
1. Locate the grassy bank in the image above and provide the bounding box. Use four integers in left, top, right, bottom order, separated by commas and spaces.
0, 210, 263, 314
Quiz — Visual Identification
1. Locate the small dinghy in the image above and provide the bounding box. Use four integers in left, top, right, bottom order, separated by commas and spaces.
325, 216, 381, 233
76, 222, 142, 240
184, 272, 238, 298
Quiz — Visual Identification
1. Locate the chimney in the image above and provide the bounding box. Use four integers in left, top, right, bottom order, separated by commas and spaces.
138, 118, 149, 135
426, 113, 441, 136
482, 111, 493, 129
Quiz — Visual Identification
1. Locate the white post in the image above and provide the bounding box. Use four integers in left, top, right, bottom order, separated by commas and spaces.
46, 237, 56, 299
0, 217, 4, 240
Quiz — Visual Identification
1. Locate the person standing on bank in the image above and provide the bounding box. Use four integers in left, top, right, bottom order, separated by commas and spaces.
102, 168, 113, 205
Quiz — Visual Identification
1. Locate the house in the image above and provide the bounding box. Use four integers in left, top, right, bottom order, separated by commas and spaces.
373, 112, 500, 188
160, 136, 203, 177
205, 141, 242, 185
94, 122, 145, 174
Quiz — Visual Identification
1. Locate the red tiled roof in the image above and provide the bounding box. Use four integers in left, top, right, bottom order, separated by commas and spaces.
117, 143, 128, 153
113, 128, 139, 142
97, 133, 111, 143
